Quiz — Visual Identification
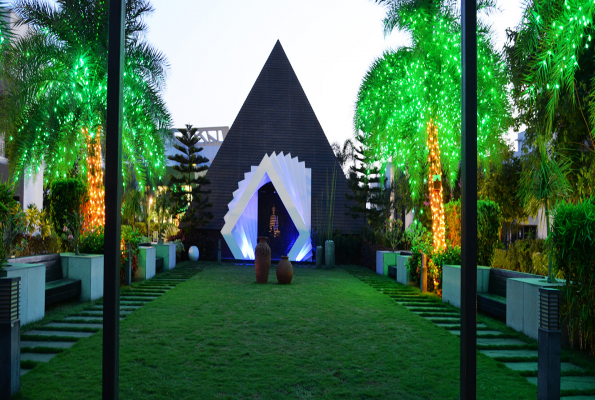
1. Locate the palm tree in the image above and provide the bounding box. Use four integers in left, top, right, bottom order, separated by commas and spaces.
0, 0, 171, 191
356, 0, 511, 251
517, 135, 571, 282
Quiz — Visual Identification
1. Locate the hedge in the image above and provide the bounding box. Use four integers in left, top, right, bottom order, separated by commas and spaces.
551, 199, 595, 354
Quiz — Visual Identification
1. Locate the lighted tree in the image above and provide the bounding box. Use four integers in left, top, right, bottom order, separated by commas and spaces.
0, 0, 171, 196
355, 0, 512, 251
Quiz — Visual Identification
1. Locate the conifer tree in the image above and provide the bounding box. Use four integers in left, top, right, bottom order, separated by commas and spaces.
168, 125, 212, 233
345, 133, 384, 236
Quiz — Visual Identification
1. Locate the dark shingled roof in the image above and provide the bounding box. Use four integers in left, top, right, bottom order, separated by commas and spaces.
204, 40, 361, 233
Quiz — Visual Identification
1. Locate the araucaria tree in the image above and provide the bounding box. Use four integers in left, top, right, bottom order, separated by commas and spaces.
345, 131, 386, 236
355, 0, 512, 251
168, 125, 213, 233
0, 0, 172, 227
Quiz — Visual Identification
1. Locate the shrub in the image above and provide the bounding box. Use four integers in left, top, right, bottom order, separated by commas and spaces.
491, 238, 547, 275
551, 199, 595, 354
17, 234, 62, 257
477, 200, 502, 266
442, 199, 502, 266
79, 225, 105, 254
432, 245, 462, 288
444, 201, 461, 247
49, 178, 87, 234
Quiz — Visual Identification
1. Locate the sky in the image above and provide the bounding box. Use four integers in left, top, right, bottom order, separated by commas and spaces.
144, 0, 525, 148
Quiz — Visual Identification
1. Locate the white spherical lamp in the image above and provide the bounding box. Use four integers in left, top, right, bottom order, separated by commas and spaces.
188, 246, 199, 261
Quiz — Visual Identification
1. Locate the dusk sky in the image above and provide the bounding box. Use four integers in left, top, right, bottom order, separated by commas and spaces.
144, 0, 525, 148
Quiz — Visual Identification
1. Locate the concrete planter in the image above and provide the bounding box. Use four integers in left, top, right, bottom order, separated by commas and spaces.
154, 243, 176, 271
0, 263, 45, 325
442, 264, 490, 308
506, 278, 565, 340
396, 255, 412, 285
136, 245, 156, 281
325, 240, 335, 269
60, 253, 104, 302
376, 251, 399, 276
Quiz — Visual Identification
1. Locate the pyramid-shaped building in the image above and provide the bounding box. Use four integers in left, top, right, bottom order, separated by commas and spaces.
205, 41, 361, 261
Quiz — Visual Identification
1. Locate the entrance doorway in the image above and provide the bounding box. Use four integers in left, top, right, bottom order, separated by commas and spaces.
257, 182, 299, 259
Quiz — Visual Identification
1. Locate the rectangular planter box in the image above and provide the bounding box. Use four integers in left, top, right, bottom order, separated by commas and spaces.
154, 243, 176, 271
442, 264, 490, 309
60, 254, 104, 302
376, 251, 399, 276
1, 263, 45, 325
396, 255, 412, 285
506, 278, 565, 340
135, 246, 156, 281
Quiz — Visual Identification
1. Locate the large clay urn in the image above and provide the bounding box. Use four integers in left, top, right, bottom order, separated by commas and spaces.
254, 236, 271, 283
276, 256, 293, 284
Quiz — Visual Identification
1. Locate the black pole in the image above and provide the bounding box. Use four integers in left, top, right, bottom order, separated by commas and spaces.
460, 0, 477, 398
103, 0, 125, 398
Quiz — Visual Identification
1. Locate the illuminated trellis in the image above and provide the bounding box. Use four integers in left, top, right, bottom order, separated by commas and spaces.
0, 0, 171, 191
355, 1, 512, 248
515, 0, 595, 136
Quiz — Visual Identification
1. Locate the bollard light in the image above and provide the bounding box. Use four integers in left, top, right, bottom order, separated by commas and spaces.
0, 277, 20, 322
0, 276, 21, 397
539, 287, 560, 331
538, 286, 561, 400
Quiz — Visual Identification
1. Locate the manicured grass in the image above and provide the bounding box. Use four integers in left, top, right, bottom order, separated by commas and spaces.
15, 262, 537, 399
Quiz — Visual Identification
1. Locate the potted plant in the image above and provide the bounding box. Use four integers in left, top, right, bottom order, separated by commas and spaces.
60, 211, 105, 301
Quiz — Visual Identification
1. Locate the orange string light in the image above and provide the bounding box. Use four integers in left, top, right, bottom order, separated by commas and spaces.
83, 127, 105, 229
427, 119, 445, 252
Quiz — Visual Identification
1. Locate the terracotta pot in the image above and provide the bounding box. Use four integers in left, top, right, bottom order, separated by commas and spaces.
254, 236, 271, 283
276, 256, 293, 284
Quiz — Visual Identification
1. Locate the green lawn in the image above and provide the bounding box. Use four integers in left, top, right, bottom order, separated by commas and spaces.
16, 263, 536, 399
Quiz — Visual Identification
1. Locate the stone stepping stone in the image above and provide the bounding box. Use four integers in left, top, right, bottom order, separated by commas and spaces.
480, 349, 537, 359
504, 362, 584, 372
20, 369, 31, 376
448, 330, 503, 336
64, 316, 125, 322
477, 338, 527, 346
435, 323, 488, 329
80, 310, 133, 316
526, 376, 595, 391
46, 322, 103, 329
424, 317, 460, 323
120, 296, 157, 301
24, 330, 94, 338
21, 353, 58, 363
561, 396, 595, 400
21, 341, 75, 349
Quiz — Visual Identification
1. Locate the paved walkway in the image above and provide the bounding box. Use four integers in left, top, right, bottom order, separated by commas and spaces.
346, 267, 595, 400
20, 265, 204, 376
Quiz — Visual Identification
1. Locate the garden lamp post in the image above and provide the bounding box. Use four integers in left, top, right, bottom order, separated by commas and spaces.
460, 0, 478, 397
103, 0, 125, 398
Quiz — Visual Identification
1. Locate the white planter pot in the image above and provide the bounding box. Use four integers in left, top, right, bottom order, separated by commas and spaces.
376, 251, 400, 276
136, 246, 156, 281
1, 263, 45, 325
60, 253, 104, 302
396, 255, 412, 285
154, 243, 176, 271
442, 264, 490, 309
506, 278, 565, 340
